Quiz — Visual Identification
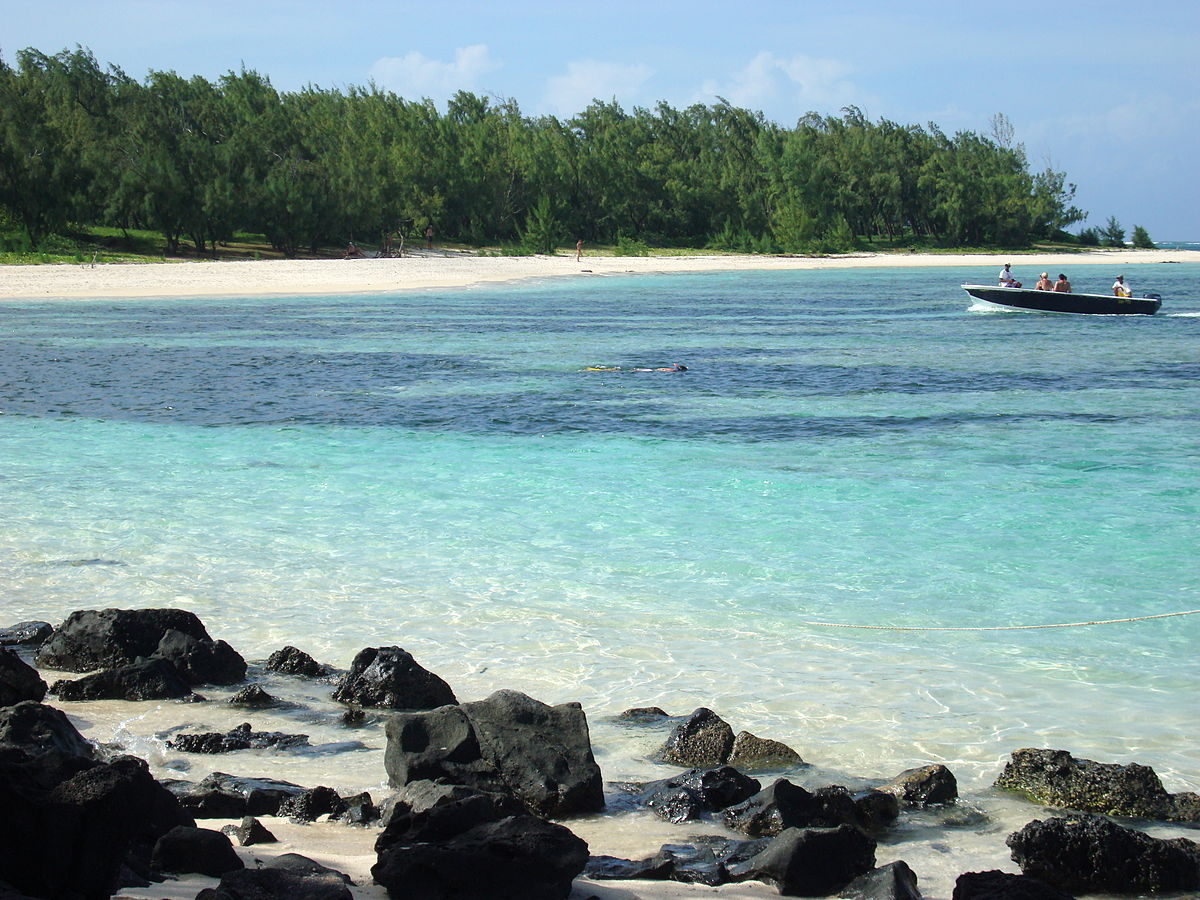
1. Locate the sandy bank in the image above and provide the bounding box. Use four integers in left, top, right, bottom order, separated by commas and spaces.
0, 248, 1190, 301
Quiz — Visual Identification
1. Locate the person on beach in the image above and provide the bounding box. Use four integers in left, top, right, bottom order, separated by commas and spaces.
425, 224, 434, 250
1113, 274, 1132, 297
999, 263, 1021, 288
1053, 273, 1072, 293
1035, 272, 1053, 291
576, 239, 583, 262
343, 241, 363, 259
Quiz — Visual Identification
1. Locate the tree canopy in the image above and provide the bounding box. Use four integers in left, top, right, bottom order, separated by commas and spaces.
1, 46, 1088, 255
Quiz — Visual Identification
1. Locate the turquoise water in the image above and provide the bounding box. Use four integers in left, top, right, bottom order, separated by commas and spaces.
3, 262, 1198, 803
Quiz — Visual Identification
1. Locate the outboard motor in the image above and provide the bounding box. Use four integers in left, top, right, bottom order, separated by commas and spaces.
1142, 291, 1162, 300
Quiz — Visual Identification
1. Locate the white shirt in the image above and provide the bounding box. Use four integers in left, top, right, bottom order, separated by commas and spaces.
999, 268, 1017, 286
1113, 279, 1131, 297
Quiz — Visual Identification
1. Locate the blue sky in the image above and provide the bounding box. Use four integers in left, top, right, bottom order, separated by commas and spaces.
4, 0, 1197, 237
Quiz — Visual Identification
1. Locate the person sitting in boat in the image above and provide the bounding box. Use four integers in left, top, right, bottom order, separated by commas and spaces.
1053, 273, 1072, 293
1035, 272, 1053, 291
998, 264, 1021, 288
1112, 275, 1132, 297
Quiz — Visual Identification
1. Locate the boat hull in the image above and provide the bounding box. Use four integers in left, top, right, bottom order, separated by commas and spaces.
962, 285, 1161, 315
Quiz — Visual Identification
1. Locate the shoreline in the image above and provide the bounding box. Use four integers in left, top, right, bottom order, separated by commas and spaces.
0, 248, 1192, 301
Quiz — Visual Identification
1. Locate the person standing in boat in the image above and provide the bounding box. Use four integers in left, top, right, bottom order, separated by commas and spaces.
998, 263, 1021, 287
1053, 273, 1072, 293
1035, 272, 1053, 291
1113, 274, 1132, 297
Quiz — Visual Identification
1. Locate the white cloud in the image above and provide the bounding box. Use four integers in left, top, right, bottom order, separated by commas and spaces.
368, 44, 500, 102
701, 51, 861, 116
542, 60, 654, 117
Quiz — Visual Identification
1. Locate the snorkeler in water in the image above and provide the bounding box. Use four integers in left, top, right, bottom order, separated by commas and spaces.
584, 363, 687, 373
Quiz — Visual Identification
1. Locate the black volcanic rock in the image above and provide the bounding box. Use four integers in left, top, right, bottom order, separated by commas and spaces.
151, 825, 243, 877
51, 658, 194, 701
168, 722, 309, 754
384, 690, 605, 819
995, 747, 1200, 822
155, 629, 246, 686
0, 622, 53, 648
881, 764, 959, 806
1007, 814, 1200, 895
372, 814, 588, 900
0, 650, 46, 707
952, 868, 1075, 900
0, 701, 94, 759
265, 646, 329, 678
332, 646, 456, 710
729, 824, 877, 896
658, 708, 735, 768
36, 608, 212, 672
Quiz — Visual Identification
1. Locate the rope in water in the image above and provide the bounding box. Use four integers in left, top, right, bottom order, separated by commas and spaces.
804, 609, 1200, 632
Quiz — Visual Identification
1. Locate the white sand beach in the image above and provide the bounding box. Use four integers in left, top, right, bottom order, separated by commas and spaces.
0, 248, 1188, 301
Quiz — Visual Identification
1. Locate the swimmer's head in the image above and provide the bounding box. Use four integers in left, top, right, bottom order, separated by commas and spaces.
674, 363, 687, 371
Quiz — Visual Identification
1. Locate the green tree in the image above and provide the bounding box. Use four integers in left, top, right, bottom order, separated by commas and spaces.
518, 195, 563, 254
1100, 216, 1126, 247
1130, 224, 1154, 249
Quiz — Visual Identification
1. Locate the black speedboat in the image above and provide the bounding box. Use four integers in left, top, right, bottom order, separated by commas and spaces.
962, 284, 1161, 315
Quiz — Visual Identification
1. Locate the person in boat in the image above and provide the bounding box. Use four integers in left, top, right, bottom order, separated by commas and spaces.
1112, 274, 1132, 297
1035, 272, 1053, 291
1053, 273, 1072, 293
998, 264, 1021, 288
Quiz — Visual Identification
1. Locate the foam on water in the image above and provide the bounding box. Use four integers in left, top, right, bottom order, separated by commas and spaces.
2, 262, 1198, 897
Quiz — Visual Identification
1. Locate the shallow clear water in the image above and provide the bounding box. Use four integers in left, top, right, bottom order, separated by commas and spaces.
3, 262, 1198, 895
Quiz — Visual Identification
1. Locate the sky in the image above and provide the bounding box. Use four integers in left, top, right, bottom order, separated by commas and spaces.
3, 0, 1197, 238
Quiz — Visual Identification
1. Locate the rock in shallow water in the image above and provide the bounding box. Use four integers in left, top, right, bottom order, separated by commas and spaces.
332, 646, 457, 709
1007, 813, 1200, 895
995, 747, 1200, 822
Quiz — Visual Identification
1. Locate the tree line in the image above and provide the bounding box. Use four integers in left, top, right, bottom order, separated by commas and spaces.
1, 46, 1093, 257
